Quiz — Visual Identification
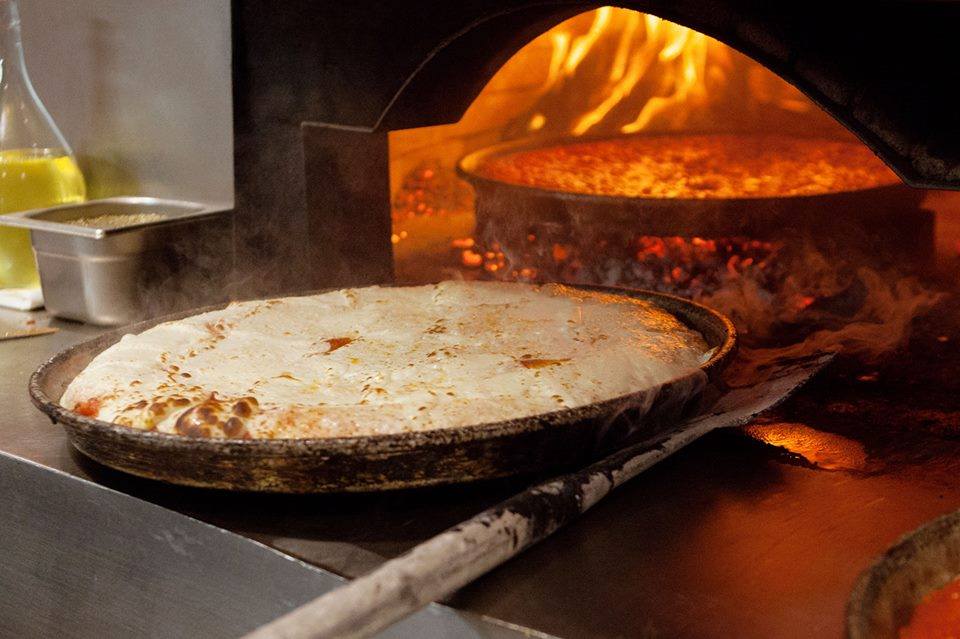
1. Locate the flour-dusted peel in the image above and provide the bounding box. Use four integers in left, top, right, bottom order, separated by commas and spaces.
61, 281, 708, 440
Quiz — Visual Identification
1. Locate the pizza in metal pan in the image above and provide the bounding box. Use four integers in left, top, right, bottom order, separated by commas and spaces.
61, 282, 709, 439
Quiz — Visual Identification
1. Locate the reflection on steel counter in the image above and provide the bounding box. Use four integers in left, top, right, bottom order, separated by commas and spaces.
0, 451, 546, 639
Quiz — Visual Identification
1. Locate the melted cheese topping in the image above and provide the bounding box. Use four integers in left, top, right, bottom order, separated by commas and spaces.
61, 282, 709, 439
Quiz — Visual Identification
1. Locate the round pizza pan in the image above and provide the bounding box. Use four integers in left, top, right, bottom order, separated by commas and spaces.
457, 134, 930, 268
847, 508, 960, 639
30, 285, 736, 493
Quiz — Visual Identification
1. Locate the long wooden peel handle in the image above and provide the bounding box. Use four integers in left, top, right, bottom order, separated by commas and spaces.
243, 354, 831, 639
243, 430, 697, 639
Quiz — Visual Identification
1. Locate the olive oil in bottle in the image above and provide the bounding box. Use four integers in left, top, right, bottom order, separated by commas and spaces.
0, 0, 87, 288
1, 150, 85, 286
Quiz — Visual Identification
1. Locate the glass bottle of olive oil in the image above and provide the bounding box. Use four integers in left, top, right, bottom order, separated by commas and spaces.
0, 0, 86, 288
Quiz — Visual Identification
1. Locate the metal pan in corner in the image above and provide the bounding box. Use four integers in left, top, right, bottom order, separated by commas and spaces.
847, 508, 960, 639
29, 285, 736, 493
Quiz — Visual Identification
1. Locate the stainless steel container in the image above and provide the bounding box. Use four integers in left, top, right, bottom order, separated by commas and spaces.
0, 197, 231, 326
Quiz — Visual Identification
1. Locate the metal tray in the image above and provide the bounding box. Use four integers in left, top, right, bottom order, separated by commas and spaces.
0, 197, 231, 326
848, 508, 960, 639
457, 135, 931, 270
28, 285, 736, 493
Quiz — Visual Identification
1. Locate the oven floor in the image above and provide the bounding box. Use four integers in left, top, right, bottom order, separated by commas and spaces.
3, 284, 960, 638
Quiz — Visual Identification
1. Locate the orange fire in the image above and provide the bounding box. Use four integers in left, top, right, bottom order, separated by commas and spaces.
515, 7, 815, 138
558, 11, 718, 135
519, 8, 724, 136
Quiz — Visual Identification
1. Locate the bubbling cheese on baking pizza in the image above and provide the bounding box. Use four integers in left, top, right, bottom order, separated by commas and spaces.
61, 282, 709, 439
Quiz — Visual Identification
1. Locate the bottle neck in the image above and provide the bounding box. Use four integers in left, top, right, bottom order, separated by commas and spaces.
0, 0, 72, 156
0, 0, 27, 87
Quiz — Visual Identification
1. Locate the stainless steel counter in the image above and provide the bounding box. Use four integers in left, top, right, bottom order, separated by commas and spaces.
0, 310, 102, 471
0, 308, 548, 638
5, 300, 960, 638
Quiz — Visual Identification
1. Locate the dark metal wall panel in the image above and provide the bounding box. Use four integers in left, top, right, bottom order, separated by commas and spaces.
301, 124, 394, 290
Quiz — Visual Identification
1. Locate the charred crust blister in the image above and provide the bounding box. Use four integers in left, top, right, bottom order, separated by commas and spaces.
172, 392, 258, 439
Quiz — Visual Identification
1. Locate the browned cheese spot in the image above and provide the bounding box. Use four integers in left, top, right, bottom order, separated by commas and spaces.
325, 337, 354, 353
223, 417, 247, 438
174, 407, 210, 438
519, 357, 572, 369
232, 399, 253, 417
197, 406, 218, 425
425, 321, 447, 334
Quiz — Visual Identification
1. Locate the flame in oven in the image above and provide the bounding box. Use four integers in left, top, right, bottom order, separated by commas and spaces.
508, 7, 816, 139
570, 13, 713, 135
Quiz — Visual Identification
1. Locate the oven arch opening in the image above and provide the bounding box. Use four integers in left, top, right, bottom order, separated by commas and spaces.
373, 2, 958, 189
386, 6, 930, 290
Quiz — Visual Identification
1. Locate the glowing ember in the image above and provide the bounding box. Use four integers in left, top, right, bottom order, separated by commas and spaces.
391, 160, 473, 224
743, 422, 867, 471
475, 134, 899, 199
461, 249, 482, 268
462, 231, 782, 298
